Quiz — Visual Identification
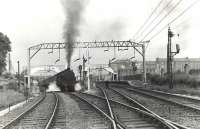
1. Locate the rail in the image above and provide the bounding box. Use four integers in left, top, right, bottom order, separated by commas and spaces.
2, 95, 45, 129
98, 86, 117, 129
72, 93, 125, 129
109, 87, 188, 129
79, 91, 178, 129
44, 92, 59, 129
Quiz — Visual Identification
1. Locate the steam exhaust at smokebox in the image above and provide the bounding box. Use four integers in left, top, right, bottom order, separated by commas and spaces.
74, 82, 82, 91
46, 81, 61, 92
46, 81, 82, 92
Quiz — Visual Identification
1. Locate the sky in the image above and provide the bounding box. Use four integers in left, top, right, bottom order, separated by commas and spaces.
0, 0, 200, 73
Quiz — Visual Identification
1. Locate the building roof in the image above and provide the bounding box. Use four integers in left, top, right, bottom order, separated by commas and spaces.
111, 59, 131, 64
104, 67, 116, 74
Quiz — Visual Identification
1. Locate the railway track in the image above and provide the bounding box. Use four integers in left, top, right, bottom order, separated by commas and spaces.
108, 83, 200, 128
110, 83, 200, 112
0, 95, 44, 128
73, 88, 179, 129
0, 92, 59, 129
126, 84, 200, 109
0, 82, 196, 128
50, 93, 66, 129
104, 86, 188, 129
71, 93, 112, 129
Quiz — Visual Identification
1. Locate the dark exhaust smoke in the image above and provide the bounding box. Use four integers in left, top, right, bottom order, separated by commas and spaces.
61, 0, 86, 68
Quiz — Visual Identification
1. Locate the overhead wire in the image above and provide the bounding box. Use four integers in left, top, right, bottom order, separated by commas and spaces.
135, 0, 174, 41
146, 0, 199, 48
139, 0, 184, 42
132, 0, 164, 40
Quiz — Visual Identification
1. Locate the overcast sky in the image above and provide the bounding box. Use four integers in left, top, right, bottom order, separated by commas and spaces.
0, 0, 199, 73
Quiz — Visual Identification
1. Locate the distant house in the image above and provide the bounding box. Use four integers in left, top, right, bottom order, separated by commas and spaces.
109, 59, 137, 80
109, 58, 200, 80
156, 57, 200, 74
89, 64, 116, 81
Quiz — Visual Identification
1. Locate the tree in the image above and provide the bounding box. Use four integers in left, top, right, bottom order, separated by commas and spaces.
0, 32, 11, 75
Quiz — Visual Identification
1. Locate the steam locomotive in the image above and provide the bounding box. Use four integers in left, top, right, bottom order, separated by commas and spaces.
56, 68, 76, 92
39, 67, 76, 92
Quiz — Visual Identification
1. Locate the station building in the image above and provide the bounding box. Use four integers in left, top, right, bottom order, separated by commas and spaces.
109, 59, 140, 80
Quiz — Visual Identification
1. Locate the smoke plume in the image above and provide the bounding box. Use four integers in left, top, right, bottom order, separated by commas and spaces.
61, 0, 86, 68
95, 20, 125, 40
82, 19, 125, 41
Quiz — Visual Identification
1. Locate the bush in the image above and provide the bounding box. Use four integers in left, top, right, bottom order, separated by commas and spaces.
148, 74, 168, 85
133, 74, 143, 80
118, 74, 143, 81
2, 73, 14, 79
0, 90, 25, 106
7, 81, 18, 91
189, 69, 200, 75
148, 73, 200, 88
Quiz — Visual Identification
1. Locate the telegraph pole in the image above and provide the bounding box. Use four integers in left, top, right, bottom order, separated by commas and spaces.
82, 55, 87, 87
8, 53, 11, 73
78, 65, 82, 81
17, 61, 20, 90
87, 46, 91, 91
167, 27, 173, 89
27, 48, 31, 91
167, 27, 180, 89
142, 44, 146, 83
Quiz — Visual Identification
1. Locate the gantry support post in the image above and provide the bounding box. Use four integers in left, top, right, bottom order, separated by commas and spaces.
17, 61, 20, 90
142, 44, 146, 83
27, 48, 31, 95
82, 56, 85, 86
87, 46, 90, 91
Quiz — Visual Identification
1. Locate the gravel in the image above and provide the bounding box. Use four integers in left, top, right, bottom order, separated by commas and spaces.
59, 93, 111, 129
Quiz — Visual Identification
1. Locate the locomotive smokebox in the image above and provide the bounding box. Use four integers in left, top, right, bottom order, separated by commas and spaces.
56, 68, 76, 92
